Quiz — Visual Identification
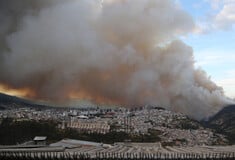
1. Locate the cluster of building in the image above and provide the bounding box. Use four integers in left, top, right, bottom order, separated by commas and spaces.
111, 108, 227, 146
0, 106, 227, 146
67, 121, 110, 134
0, 107, 68, 121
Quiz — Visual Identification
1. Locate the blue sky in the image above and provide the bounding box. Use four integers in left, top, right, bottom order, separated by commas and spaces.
179, 0, 235, 98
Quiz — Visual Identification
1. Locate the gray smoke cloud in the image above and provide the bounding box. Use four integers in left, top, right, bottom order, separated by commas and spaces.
0, 0, 231, 120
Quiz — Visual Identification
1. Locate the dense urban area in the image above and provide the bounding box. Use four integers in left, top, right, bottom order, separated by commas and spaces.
0, 104, 228, 146
0, 93, 235, 159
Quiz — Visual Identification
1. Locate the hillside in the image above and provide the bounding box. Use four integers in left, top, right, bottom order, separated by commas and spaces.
203, 105, 235, 144
0, 93, 51, 109
0, 92, 230, 145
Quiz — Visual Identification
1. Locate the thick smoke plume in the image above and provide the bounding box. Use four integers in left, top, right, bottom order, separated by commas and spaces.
0, 0, 231, 120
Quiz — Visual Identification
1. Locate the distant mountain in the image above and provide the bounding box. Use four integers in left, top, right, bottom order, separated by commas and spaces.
0, 92, 52, 109
203, 105, 235, 144
0, 93, 98, 110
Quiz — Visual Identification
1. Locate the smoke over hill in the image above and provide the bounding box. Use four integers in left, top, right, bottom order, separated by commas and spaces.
0, 0, 232, 120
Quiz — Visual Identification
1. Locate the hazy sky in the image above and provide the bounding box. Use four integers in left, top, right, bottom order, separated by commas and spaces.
179, 0, 235, 98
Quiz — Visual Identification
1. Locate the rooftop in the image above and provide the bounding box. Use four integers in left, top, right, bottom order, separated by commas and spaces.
33, 136, 47, 141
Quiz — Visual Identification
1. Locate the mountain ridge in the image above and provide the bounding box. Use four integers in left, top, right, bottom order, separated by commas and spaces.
0, 92, 52, 109
202, 104, 235, 144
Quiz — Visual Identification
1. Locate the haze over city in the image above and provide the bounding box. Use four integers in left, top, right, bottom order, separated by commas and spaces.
0, 0, 234, 121
1, 1, 235, 160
